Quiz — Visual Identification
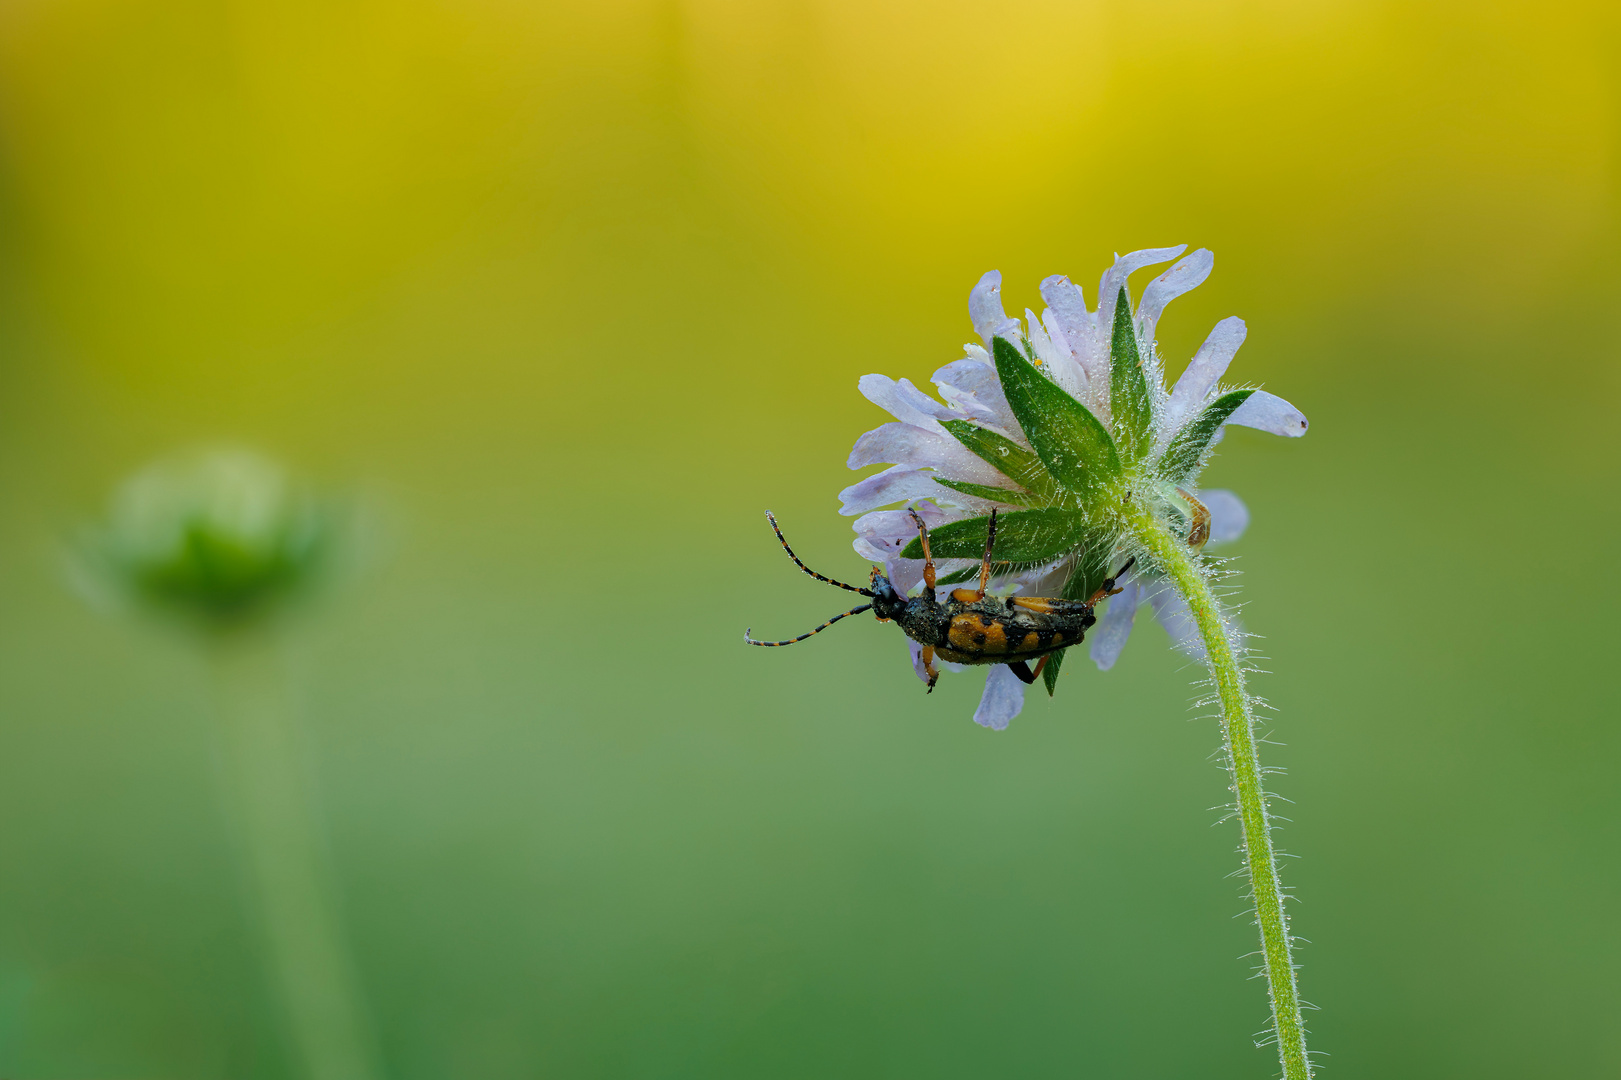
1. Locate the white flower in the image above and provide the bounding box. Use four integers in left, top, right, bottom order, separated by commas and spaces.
839, 247, 1307, 728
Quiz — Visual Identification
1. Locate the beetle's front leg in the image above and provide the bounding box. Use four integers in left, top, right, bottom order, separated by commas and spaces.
907, 508, 937, 593
920, 645, 940, 693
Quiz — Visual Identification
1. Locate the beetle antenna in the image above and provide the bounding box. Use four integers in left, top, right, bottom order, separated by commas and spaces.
763, 511, 874, 596
1087, 557, 1139, 604
744, 603, 874, 646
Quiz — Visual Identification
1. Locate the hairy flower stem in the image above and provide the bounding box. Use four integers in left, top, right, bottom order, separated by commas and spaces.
209, 631, 378, 1080
1125, 505, 1312, 1080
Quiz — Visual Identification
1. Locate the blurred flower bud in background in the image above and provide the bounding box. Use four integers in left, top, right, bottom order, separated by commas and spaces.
73, 448, 341, 627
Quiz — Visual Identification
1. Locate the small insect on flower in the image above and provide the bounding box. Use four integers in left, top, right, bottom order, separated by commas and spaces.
745, 508, 1132, 692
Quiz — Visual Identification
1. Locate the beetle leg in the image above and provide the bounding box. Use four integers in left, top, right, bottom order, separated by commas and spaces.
968, 508, 998, 601
1007, 655, 1050, 686
921, 645, 939, 693
907, 507, 937, 593
1176, 488, 1211, 548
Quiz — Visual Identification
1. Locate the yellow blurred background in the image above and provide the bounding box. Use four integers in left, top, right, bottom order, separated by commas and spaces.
0, 0, 1616, 1075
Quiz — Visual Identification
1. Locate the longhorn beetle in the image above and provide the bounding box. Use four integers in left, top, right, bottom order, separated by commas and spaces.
744, 508, 1134, 692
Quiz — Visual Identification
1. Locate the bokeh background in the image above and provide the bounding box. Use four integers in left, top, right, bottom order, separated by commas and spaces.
0, 0, 1617, 1076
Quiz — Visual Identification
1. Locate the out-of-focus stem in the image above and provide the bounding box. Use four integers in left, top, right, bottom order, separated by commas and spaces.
209, 632, 377, 1080
1125, 505, 1312, 1080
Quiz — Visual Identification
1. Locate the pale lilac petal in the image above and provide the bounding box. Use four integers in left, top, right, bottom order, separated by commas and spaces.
837, 466, 948, 516
852, 503, 948, 547
1022, 555, 1074, 599
1146, 584, 1206, 660
909, 638, 963, 682
853, 503, 954, 596
968, 270, 1022, 348
909, 639, 931, 685
933, 386, 1000, 426
1024, 309, 1062, 366
847, 423, 1004, 484
1227, 390, 1309, 437
849, 423, 947, 469
852, 536, 892, 564
931, 358, 1019, 434
885, 556, 924, 597
1166, 316, 1247, 431
1039, 310, 1091, 399
1198, 489, 1249, 545
1089, 579, 1144, 671
973, 665, 1026, 730
1027, 308, 1087, 399
1038, 274, 1089, 346
1041, 274, 1108, 388
1138, 248, 1213, 346
858, 374, 953, 432
1096, 245, 1186, 338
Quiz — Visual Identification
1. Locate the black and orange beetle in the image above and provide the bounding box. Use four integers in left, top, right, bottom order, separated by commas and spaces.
745, 508, 1133, 691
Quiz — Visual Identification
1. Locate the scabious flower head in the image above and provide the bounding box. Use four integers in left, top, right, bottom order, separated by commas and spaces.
840, 246, 1308, 729
75, 448, 336, 628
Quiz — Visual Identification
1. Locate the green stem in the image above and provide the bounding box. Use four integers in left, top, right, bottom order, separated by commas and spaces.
1126, 505, 1312, 1080
209, 631, 379, 1080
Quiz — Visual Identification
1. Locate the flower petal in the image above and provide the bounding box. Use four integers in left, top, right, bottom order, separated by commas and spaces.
854, 503, 957, 596
973, 665, 1026, 730
1198, 489, 1250, 545
1027, 308, 1087, 399
853, 504, 950, 557
1089, 579, 1144, 670
969, 270, 1022, 348
847, 423, 1005, 483
932, 358, 1020, 435
1145, 583, 1206, 660
1227, 390, 1309, 437
1138, 248, 1213, 348
908, 639, 931, 685
1040, 274, 1110, 396
1038, 274, 1089, 348
858, 374, 954, 432
909, 637, 963, 683
837, 466, 948, 516
1096, 245, 1187, 340
1166, 316, 1247, 431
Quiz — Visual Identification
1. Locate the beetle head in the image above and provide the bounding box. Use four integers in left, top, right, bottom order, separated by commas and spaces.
867, 568, 907, 620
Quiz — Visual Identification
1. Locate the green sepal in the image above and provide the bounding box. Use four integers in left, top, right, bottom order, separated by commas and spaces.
1154, 389, 1255, 485
1109, 287, 1154, 464
899, 507, 1088, 563
938, 419, 1059, 499
1042, 644, 1064, 695
931, 477, 1044, 508
990, 337, 1120, 499
1040, 527, 1121, 696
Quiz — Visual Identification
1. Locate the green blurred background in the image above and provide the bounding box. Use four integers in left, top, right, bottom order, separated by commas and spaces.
0, 0, 1618, 1075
